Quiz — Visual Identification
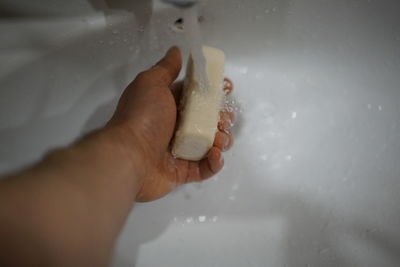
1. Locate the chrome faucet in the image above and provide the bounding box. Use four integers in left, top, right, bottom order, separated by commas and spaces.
161, 0, 197, 7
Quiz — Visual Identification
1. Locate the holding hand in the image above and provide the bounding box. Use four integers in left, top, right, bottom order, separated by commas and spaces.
109, 47, 235, 202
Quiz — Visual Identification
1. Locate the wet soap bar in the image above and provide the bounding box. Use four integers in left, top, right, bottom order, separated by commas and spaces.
172, 46, 225, 161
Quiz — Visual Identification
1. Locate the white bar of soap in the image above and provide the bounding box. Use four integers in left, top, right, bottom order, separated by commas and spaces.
172, 46, 225, 161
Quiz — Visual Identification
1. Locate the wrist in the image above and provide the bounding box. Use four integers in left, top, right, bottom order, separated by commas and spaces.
98, 124, 148, 193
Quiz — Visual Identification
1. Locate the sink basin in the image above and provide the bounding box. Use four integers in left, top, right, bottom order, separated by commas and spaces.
1, 0, 400, 266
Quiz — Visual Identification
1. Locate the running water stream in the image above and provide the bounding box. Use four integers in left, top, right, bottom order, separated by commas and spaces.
183, 5, 208, 90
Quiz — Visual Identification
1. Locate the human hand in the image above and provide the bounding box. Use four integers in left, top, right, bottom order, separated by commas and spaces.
109, 47, 235, 202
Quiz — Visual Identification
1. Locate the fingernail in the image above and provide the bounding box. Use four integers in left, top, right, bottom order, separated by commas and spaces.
223, 136, 230, 151
209, 150, 223, 173
219, 154, 224, 165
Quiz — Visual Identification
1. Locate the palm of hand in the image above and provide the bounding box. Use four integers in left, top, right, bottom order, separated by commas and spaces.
111, 47, 234, 202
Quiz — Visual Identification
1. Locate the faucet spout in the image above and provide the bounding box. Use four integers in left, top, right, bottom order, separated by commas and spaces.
161, 0, 197, 8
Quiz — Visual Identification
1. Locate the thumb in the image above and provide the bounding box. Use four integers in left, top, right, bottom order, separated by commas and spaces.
135, 46, 182, 87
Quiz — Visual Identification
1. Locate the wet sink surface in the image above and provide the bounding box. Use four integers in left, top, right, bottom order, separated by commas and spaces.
1, 0, 400, 266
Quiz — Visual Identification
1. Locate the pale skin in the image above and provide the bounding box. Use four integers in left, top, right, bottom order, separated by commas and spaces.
0, 47, 234, 267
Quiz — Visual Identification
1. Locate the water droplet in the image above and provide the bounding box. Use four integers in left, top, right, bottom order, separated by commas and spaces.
229, 195, 236, 201
260, 154, 268, 161
286, 155, 293, 161
198, 215, 206, 222
239, 66, 248, 74
186, 217, 194, 224
232, 183, 239, 191
112, 29, 119, 34
265, 9, 270, 14
211, 216, 218, 223
367, 103, 372, 109
291, 111, 297, 119
378, 105, 383, 111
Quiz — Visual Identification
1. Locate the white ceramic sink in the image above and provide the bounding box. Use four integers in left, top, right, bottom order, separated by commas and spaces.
1, 0, 400, 266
